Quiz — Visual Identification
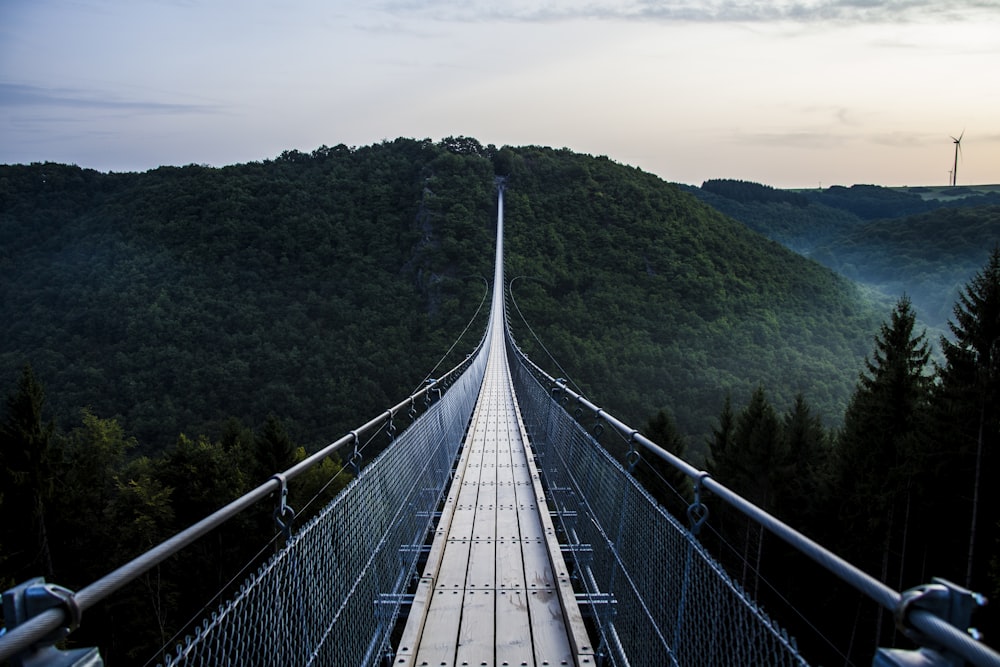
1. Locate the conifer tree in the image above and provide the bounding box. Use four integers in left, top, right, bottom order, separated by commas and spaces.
636, 409, 691, 516
836, 296, 931, 646
706, 393, 735, 481
781, 394, 830, 529
730, 387, 785, 596
253, 414, 298, 482
0, 364, 56, 580
937, 245, 1000, 589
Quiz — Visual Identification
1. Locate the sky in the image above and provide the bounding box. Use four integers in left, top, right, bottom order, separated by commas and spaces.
2, 0, 999, 188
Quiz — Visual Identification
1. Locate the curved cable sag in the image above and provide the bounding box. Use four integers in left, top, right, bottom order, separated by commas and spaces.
410, 275, 490, 395
506, 275, 585, 397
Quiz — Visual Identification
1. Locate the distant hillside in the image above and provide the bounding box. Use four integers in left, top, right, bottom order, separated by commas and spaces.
811, 205, 1000, 327
1, 142, 883, 458
0, 142, 496, 450
691, 179, 1000, 331
497, 149, 881, 454
686, 180, 863, 255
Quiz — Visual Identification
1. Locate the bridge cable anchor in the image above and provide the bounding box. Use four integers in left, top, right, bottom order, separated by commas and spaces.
384, 410, 397, 443
269, 473, 295, 541
348, 430, 362, 477
591, 409, 605, 441
423, 379, 438, 407
686, 473, 711, 536
625, 430, 641, 473
876, 577, 988, 665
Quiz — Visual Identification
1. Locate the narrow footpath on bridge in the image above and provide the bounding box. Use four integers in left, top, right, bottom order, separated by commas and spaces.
394, 185, 595, 667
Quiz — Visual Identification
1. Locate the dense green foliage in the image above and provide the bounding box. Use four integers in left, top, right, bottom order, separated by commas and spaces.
0, 142, 495, 451
807, 183, 937, 219
0, 370, 350, 662
502, 148, 880, 455
805, 183, 1000, 220
2, 142, 880, 460
688, 182, 863, 255
702, 178, 810, 207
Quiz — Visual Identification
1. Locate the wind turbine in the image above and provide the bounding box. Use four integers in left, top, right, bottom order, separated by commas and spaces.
951, 130, 964, 186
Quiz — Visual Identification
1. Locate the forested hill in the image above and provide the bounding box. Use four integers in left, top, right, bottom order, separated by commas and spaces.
689, 179, 1000, 331
1, 139, 881, 455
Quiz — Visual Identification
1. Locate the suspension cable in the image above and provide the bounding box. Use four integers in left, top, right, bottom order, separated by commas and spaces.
506, 275, 585, 396
410, 275, 490, 394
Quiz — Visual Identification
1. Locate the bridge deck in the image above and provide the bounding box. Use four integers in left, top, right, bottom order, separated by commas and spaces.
395, 332, 594, 667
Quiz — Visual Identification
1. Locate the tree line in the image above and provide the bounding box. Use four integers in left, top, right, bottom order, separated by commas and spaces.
0, 383, 349, 663
636, 248, 1000, 664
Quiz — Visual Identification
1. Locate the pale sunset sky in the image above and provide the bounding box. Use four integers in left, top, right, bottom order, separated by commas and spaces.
2, 0, 998, 188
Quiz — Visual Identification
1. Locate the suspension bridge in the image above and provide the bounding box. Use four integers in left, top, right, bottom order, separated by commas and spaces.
2, 183, 998, 666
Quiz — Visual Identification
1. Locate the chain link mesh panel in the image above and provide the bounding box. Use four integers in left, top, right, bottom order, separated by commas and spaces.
509, 355, 809, 667
159, 348, 489, 667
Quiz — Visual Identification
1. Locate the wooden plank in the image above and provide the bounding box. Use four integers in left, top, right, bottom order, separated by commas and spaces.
466, 539, 496, 590
496, 588, 534, 665
456, 589, 495, 667
528, 587, 575, 666
412, 588, 464, 665
496, 539, 526, 591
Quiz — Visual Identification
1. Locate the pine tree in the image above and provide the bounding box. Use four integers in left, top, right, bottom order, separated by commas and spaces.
635, 409, 691, 517
706, 393, 735, 480
253, 414, 297, 482
730, 387, 785, 596
0, 364, 56, 580
937, 246, 1000, 589
780, 394, 831, 529
836, 296, 932, 648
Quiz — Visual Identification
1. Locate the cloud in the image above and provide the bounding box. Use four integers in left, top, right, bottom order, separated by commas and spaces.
870, 131, 934, 147
730, 130, 851, 149
0, 83, 218, 115
377, 0, 997, 24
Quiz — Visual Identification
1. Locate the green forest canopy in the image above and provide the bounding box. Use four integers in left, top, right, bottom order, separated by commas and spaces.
0, 139, 886, 458
1, 139, 884, 459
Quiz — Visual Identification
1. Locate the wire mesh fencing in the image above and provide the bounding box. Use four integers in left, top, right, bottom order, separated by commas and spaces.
158, 346, 489, 667
509, 352, 808, 667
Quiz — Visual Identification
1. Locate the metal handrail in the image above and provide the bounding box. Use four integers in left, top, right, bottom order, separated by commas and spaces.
0, 339, 486, 663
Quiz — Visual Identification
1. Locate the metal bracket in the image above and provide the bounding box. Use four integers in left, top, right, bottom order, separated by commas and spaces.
1, 578, 102, 667
348, 430, 362, 477
384, 411, 397, 442
875, 577, 987, 667
896, 578, 982, 646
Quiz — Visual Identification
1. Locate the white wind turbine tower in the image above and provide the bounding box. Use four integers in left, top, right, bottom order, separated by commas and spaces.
951, 130, 964, 186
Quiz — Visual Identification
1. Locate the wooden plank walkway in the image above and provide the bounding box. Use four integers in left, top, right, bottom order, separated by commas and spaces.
394, 326, 595, 667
